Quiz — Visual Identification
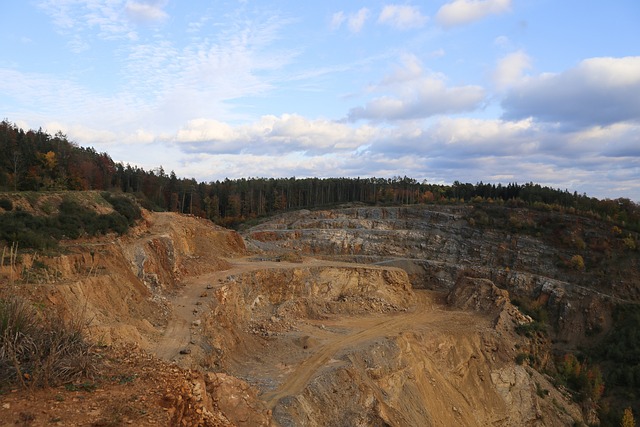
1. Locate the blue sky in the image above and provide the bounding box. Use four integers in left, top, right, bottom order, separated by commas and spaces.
1, 1, 639, 200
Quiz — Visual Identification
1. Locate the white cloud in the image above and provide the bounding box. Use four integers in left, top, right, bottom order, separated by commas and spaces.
330, 11, 346, 30
429, 48, 446, 58
125, 0, 169, 23
2, 6, 299, 145
347, 55, 485, 121
348, 8, 370, 33
117, 13, 296, 128
38, 0, 130, 38
37, 0, 168, 48
493, 50, 531, 90
429, 117, 534, 151
436, 0, 511, 28
378, 5, 428, 30
68, 36, 91, 53
502, 56, 640, 126
569, 123, 640, 158
175, 114, 376, 155
176, 119, 236, 144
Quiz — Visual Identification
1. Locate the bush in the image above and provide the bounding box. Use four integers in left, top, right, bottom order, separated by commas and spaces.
0, 211, 58, 249
0, 297, 96, 389
569, 255, 585, 271
623, 235, 637, 251
515, 321, 547, 338
516, 353, 532, 365
0, 198, 12, 211
102, 193, 141, 225
557, 353, 605, 403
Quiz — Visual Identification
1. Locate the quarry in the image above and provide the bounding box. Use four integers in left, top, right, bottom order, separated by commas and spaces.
2, 202, 637, 426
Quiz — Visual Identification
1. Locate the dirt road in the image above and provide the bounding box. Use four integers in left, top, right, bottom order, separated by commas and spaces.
153, 257, 341, 361
153, 255, 483, 415
260, 291, 439, 408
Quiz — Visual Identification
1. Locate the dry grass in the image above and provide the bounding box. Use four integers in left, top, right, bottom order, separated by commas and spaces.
0, 297, 97, 389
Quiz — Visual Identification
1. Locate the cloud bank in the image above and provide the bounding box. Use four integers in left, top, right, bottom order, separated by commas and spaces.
502, 56, 640, 126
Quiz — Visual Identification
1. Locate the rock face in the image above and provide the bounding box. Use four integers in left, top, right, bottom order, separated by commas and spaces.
245, 205, 624, 346
246, 207, 562, 285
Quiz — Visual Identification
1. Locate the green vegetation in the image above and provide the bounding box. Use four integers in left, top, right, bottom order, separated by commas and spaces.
1, 120, 639, 231
0, 193, 141, 250
0, 297, 96, 389
593, 305, 640, 389
0, 198, 12, 211
515, 321, 546, 338
572, 303, 640, 426
569, 254, 585, 271
556, 353, 605, 403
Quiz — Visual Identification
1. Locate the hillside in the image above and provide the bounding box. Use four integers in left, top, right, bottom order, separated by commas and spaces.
2, 195, 639, 425
3, 121, 639, 233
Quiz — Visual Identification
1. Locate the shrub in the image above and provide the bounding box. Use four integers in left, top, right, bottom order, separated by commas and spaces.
0, 297, 96, 389
623, 235, 637, 251
621, 407, 636, 427
102, 193, 141, 225
557, 353, 605, 403
516, 353, 530, 365
0, 198, 12, 211
569, 255, 585, 271
515, 321, 546, 338
0, 195, 141, 249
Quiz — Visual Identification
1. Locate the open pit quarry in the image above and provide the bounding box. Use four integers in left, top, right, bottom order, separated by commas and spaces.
1, 206, 599, 426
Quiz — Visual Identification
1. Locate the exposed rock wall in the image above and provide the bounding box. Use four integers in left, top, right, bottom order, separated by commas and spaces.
245, 206, 619, 345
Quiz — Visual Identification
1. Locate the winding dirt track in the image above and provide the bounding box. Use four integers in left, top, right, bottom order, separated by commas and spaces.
152, 263, 255, 361
151, 249, 480, 415
153, 257, 360, 361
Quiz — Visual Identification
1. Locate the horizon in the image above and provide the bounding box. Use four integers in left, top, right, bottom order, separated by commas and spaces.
1, 1, 639, 201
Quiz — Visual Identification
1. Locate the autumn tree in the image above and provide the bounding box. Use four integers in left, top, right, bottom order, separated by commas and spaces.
622, 407, 636, 427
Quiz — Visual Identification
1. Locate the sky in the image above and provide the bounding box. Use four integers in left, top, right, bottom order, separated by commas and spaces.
1, 1, 639, 201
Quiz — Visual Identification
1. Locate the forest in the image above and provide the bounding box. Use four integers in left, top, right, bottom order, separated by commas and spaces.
1, 119, 639, 231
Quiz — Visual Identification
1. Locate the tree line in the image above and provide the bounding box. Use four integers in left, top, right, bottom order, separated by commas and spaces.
1, 120, 639, 230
